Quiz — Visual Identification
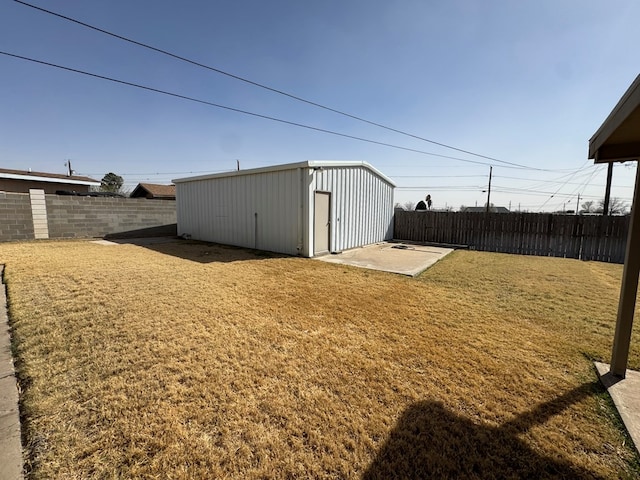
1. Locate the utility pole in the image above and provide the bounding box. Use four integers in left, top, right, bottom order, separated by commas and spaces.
65, 159, 72, 177
603, 163, 613, 215
576, 193, 580, 215
485, 166, 493, 213
236, 159, 240, 171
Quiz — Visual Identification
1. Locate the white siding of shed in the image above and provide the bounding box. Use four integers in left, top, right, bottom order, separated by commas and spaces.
176, 169, 304, 255
313, 166, 394, 252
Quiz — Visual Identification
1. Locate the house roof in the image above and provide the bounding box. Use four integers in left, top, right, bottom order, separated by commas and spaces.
172, 161, 396, 188
462, 206, 510, 213
131, 183, 176, 199
589, 74, 640, 163
0, 167, 100, 186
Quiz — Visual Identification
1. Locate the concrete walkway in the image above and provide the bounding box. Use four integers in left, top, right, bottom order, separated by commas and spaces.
315, 242, 454, 276
595, 362, 640, 455
0, 266, 23, 479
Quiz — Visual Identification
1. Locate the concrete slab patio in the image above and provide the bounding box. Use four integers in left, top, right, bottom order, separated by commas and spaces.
315, 241, 454, 276
595, 362, 640, 455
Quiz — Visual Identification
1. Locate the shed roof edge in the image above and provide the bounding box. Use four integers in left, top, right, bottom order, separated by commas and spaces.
172, 160, 396, 187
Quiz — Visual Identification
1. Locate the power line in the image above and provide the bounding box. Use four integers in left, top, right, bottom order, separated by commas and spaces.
85, 169, 229, 176
396, 186, 483, 190
492, 186, 606, 200
12, 0, 570, 172
391, 174, 487, 178
492, 172, 627, 190
396, 184, 617, 199
535, 160, 594, 211
1, 50, 560, 170
565, 165, 602, 202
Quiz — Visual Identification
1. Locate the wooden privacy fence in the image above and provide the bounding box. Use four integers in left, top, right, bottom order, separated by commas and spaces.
394, 211, 630, 263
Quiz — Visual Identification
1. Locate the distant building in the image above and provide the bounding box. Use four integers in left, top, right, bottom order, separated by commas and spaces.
461, 206, 510, 213
0, 168, 100, 194
130, 183, 176, 200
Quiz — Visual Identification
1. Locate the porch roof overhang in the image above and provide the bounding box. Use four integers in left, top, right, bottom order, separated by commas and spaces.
589, 74, 640, 163
589, 75, 640, 452
589, 74, 640, 382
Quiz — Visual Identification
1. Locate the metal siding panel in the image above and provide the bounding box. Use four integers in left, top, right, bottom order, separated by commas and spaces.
256, 173, 263, 248
365, 169, 373, 246
359, 168, 367, 247
348, 168, 355, 249
265, 172, 274, 251
237, 176, 245, 245
288, 169, 298, 250
342, 168, 351, 251
206, 179, 215, 240
331, 169, 339, 251
333, 168, 341, 251
336, 170, 342, 251
365, 170, 373, 246
371, 171, 378, 244
344, 168, 362, 248
174, 169, 300, 255
248, 174, 256, 248
282, 171, 289, 249
330, 166, 393, 250
282, 172, 289, 249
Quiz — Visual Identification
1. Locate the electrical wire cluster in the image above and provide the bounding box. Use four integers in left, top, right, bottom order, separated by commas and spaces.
4, 0, 630, 211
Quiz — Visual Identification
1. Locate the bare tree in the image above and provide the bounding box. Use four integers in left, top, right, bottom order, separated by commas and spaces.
580, 201, 596, 214
580, 198, 628, 215
599, 197, 629, 215
403, 201, 416, 211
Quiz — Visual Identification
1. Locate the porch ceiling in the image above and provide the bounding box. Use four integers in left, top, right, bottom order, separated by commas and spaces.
589, 74, 640, 163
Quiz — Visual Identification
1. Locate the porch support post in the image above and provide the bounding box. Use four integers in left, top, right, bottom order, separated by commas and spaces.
611, 163, 640, 377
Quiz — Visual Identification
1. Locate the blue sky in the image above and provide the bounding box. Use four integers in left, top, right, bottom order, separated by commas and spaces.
1, 0, 639, 211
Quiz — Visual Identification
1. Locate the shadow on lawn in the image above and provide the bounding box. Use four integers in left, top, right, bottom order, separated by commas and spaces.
114, 238, 290, 264
363, 382, 605, 480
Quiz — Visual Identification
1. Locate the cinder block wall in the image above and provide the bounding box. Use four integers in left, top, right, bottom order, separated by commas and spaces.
45, 196, 176, 239
0, 192, 34, 241
0, 192, 176, 242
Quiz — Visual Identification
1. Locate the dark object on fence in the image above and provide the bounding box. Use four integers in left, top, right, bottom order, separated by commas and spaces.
415, 200, 427, 211
394, 210, 629, 264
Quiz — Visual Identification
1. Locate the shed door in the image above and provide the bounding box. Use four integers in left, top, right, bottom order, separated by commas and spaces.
314, 191, 330, 255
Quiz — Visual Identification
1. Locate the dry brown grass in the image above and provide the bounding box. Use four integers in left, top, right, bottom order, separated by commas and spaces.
1, 239, 639, 479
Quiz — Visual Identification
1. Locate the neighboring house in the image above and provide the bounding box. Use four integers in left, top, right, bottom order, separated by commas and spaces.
130, 183, 176, 200
461, 206, 510, 213
0, 168, 100, 194
173, 161, 395, 257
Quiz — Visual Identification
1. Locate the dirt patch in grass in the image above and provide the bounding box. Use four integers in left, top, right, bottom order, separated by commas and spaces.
1, 240, 639, 478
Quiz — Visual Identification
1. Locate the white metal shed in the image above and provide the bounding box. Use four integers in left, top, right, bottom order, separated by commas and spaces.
173, 161, 395, 257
